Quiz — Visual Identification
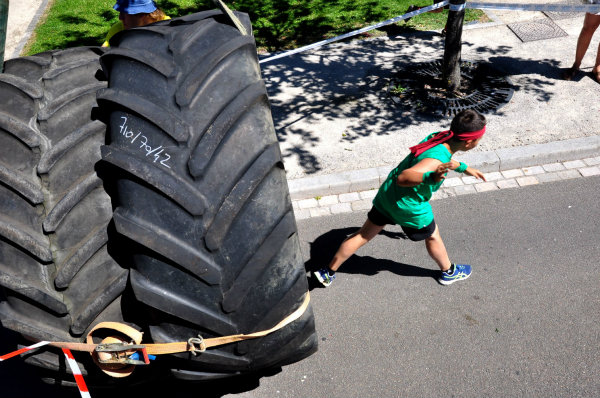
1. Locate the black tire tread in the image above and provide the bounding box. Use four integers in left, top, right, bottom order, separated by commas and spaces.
99, 11, 316, 379
0, 48, 128, 348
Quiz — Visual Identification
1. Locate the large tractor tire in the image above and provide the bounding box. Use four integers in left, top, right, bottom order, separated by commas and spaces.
98, 11, 317, 380
0, 48, 130, 380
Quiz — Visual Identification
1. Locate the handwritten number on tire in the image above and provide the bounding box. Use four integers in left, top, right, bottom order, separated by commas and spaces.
119, 117, 172, 169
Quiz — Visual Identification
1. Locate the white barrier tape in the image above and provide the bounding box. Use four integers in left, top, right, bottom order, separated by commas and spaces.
466, 2, 600, 13
259, 0, 450, 63
62, 349, 92, 398
449, 3, 467, 11
0, 341, 50, 361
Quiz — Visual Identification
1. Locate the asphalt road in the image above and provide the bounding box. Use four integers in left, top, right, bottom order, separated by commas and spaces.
245, 176, 600, 398
1, 177, 598, 397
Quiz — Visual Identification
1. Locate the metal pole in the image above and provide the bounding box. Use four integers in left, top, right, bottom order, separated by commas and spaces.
442, 0, 465, 92
0, 0, 8, 73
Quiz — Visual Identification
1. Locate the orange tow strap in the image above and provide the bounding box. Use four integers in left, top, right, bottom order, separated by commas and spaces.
47, 292, 310, 377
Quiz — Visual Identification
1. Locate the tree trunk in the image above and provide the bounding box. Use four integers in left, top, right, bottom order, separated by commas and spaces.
443, 0, 466, 92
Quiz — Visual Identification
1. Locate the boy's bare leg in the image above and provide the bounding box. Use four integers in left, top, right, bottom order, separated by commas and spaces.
327, 219, 385, 272
424, 225, 452, 272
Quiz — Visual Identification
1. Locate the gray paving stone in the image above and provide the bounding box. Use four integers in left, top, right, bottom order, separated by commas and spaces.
497, 179, 519, 189
436, 188, 457, 198
331, 202, 353, 214
339, 192, 360, 203
483, 171, 504, 181
351, 199, 372, 211
317, 195, 339, 206
523, 165, 545, 175
535, 172, 563, 183
443, 177, 463, 187
516, 176, 539, 186
579, 166, 600, 177
563, 160, 586, 169
461, 176, 480, 185
583, 156, 600, 166
298, 198, 318, 209
359, 189, 378, 200
294, 208, 311, 220
474, 182, 499, 192
501, 168, 524, 179
454, 185, 477, 195
557, 169, 582, 180
432, 190, 449, 200
542, 162, 566, 172
309, 207, 331, 217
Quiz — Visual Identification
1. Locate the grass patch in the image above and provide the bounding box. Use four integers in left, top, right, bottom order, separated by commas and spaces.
25, 0, 487, 55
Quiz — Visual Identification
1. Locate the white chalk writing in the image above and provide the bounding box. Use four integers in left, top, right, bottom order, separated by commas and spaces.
119, 116, 172, 169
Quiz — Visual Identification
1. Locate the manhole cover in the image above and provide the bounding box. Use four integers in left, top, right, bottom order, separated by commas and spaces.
507, 18, 568, 42
388, 60, 514, 117
543, 11, 582, 20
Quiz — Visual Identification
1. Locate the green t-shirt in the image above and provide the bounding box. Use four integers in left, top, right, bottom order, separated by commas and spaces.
372, 133, 452, 228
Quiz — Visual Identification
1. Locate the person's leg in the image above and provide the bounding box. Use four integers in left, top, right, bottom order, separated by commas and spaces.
424, 224, 451, 272
423, 224, 472, 285
327, 219, 385, 272
314, 218, 384, 287
564, 13, 600, 79
594, 33, 600, 81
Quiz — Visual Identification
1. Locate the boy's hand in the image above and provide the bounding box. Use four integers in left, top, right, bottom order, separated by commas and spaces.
433, 162, 452, 182
464, 167, 487, 181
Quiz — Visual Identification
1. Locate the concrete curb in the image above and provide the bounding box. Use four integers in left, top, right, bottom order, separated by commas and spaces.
287, 135, 600, 200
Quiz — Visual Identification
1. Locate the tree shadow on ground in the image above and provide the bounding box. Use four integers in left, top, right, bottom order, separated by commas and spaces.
262, 31, 446, 174
304, 226, 437, 290
261, 31, 563, 175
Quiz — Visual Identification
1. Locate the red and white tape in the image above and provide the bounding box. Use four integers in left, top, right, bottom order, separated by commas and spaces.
0, 341, 50, 361
62, 348, 91, 398
1, 342, 92, 398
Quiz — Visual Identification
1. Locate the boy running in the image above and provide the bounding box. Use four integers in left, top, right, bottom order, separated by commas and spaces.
314, 109, 487, 287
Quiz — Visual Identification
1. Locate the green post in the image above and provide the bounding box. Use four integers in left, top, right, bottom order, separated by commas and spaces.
0, 0, 8, 73
442, 0, 466, 92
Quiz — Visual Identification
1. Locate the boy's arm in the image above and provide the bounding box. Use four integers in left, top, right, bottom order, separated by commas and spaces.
396, 158, 450, 187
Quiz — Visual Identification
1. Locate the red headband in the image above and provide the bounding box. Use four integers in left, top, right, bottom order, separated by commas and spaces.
409, 127, 486, 157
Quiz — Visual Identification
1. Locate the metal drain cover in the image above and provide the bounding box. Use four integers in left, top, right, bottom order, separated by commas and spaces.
507, 18, 568, 42
388, 61, 514, 118
543, 11, 582, 20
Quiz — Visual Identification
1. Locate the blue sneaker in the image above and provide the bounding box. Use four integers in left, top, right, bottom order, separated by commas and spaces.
438, 263, 472, 285
314, 268, 336, 287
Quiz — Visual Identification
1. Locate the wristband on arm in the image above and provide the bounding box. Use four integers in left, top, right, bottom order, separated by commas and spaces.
455, 162, 468, 173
